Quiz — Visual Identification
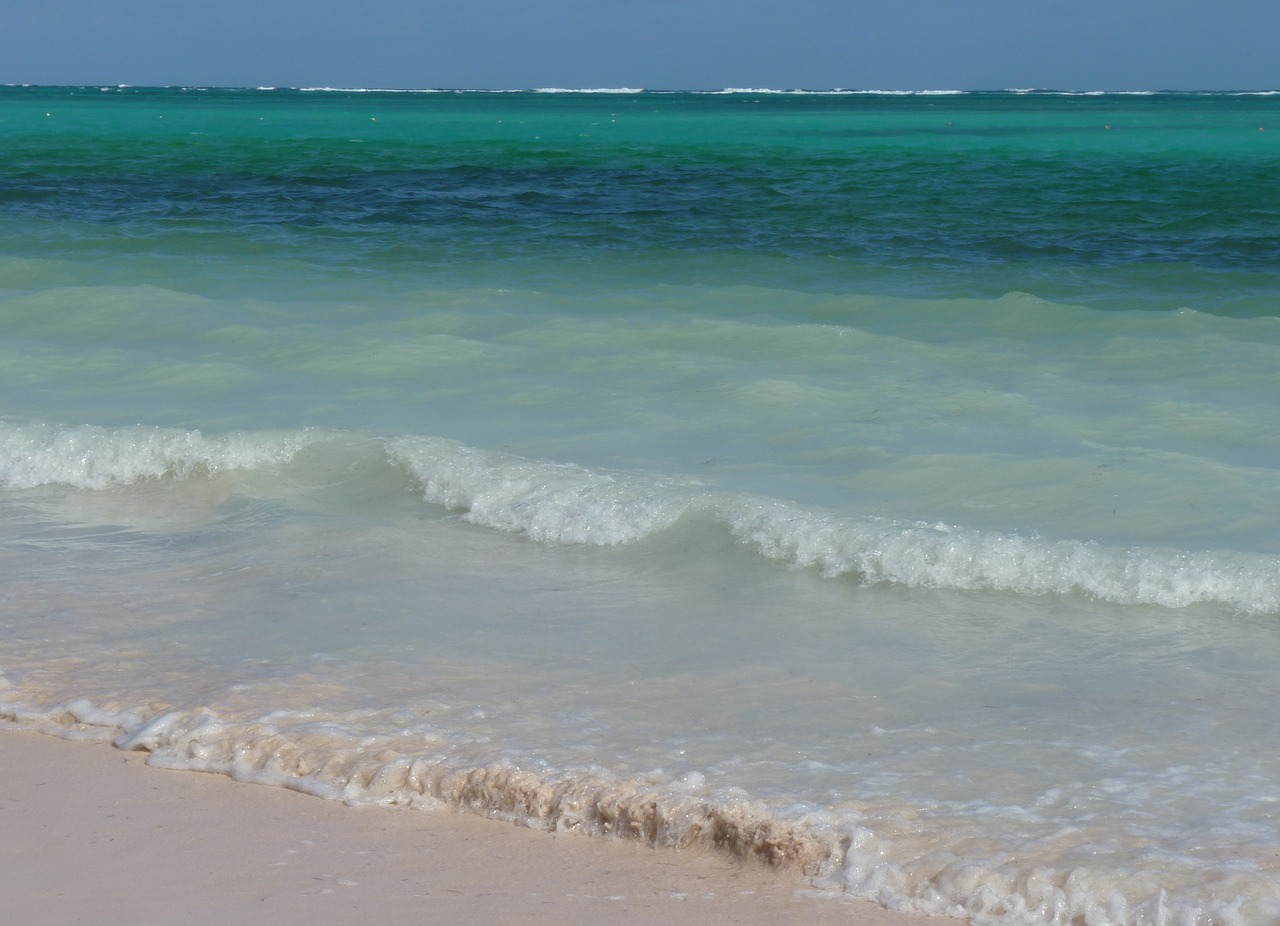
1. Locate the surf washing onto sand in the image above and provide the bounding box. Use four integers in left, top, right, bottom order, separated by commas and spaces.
2, 86, 1279, 925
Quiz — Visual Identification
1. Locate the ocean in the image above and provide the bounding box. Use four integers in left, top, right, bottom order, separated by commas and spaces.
2, 85, 1278, 925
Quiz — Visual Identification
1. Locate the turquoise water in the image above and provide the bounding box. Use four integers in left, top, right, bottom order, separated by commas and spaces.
3, 87, 1280, 925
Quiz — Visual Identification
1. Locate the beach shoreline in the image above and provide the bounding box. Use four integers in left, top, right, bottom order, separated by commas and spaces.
4, 88, 1277, 924
0, 728, 942, 926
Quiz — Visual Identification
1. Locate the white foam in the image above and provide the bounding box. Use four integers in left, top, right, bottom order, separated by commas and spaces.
714, 87, 799, 95
388, 435, 699, 545
720, 498, 1280, 614
7, 423, 1271, 613
0, 422, 319, 491
89, 705, 835, 868
296, 86, 447, 93
710, 88, 968, 95
533, 87, 646, 94
389, 436, 1279, 614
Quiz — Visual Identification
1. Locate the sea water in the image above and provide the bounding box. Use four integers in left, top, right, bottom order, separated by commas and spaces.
2, 86, 1279, 925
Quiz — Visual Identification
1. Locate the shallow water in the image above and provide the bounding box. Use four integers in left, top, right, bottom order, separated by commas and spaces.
3, 87, 1279, 925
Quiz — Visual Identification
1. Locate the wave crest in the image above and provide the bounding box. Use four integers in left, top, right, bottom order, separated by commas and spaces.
388, 436, 700, 545
0, 422, 318, 490
722, 499, 1280, 613
389, 436, 1279, 613
4, 424, 1275, 614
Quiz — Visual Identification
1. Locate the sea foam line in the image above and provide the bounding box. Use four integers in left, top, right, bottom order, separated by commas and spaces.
2, 696, 1267, 926
0, 421, 320, 491
0, 697, 835, 874
389, 436, 1280, 615
3, 424, 1275, 614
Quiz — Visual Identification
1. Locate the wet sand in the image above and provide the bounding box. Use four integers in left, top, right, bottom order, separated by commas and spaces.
0, 729, 949, 926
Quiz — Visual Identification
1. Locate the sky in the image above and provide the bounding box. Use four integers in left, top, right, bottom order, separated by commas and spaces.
2, 0, 1277, 92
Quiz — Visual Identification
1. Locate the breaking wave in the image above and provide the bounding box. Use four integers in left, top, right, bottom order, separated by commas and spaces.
0, 421, 319, 491
389, 435, 1280, 615
3, 422, 1276, 614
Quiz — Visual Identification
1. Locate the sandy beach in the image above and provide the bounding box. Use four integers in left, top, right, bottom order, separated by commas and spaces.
0, 730, 943, 926
6, 86, 1272, 926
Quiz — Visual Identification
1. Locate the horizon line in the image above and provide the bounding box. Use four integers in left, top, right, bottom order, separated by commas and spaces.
4, 84, 1280, 96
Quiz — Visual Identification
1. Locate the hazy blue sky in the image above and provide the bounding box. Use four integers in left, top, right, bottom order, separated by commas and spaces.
3, 0, 1277, 91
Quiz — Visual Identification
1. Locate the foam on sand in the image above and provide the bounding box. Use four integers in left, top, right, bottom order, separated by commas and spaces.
0, 730, 922, 926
